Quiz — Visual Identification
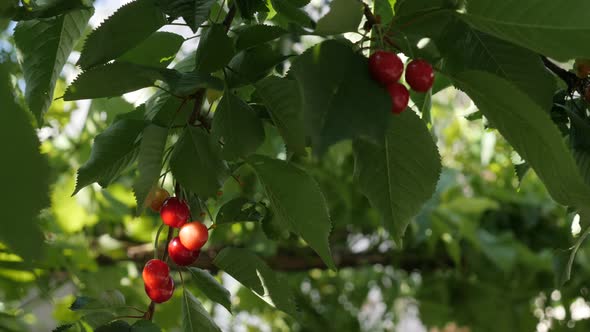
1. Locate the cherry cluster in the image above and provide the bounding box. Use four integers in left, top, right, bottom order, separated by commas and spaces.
368, 51, 434, 114
141, 188, 210, 303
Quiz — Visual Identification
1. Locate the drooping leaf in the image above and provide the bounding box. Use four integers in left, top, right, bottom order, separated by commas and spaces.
290, 40, 390, 155
226, 44, 287, 87
0, 63, 49, 261
117, 31, 184, 68
213, 247, 298, 316
14, 8, 92, 124
133, 124, 168, 214
315, 0, 363, 35
270, 0, 314, 28
187, 267, 232, 313
74, 119, 146, 194
78, 0, 167, 69
453, 71, 590, 209
212, 89, 265, 160
194, 24, 234, 74
235, 24, 287, 51
63, 62, 166, 100
353, 111, 442, 244
247, 155, 335, 269
181, 289, 221, 332
255, 76, 306, 156
216, 197, 263, 224
170, 127, 228, 198
158, 0, 216, 32
461, 0, 590, 61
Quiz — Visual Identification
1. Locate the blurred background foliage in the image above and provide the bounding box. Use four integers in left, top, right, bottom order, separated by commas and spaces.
2, 1, 590, 332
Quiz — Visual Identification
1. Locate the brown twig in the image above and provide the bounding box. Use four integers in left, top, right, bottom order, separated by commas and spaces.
361, 1, 379, 31
541, 56, 579, 92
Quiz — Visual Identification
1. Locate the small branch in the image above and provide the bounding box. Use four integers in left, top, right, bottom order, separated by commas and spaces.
222, 4, 236, 32
360, 1, 378, 31
541, 56, 579, 92
188, 89, 207, 126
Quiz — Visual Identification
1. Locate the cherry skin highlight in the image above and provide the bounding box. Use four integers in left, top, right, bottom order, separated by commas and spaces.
160, 197, 190, 228
405, 59, 434, 92
168, 237, 200, 266
368, 51, 404, 85
142, 259, 170, 290
146, 187, 170, 212
387, 83, 410, 114
144, 277, 174, 303
179, 222, 209, 251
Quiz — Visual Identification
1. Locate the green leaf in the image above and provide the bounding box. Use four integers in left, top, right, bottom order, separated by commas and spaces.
52, 324, 74, 332
70, 290, 126, 311
181, 289, 221, 332
117, 32, 184, 68
353, 111, 442, 244
63, 62, 164, 100
131, 320, 161, 332
195, 24, 234, 74
216, 197, 263, 224
165, 71, 224, 96
212, 89, 265, 160
394, 0, 446, 16
158, 0, 216, 32
270, 0, 314, 28
235, 24, 287, 51
82, 312, 116, 329
247, 155, 335, 269
290, 40, 390, 155
133, 124, 168, 215
78, 0, 166, 69
453, 71, 590, 209
95, 320, 130, 332
0, 63, 49, 261
315, 0, 363, 35
74, 119, 146, 194
235, 0, 269, 20
226, 44, 287, 87
187, 267, 232, 313
12, 0, 89, 20
170, 127, 228, 197
255, 76, 306, 156
410, 74, 451, 123
14, 8, 92, 124
213, 247, 298, 316
439, 18, 555, 110
461, 0, 590, 61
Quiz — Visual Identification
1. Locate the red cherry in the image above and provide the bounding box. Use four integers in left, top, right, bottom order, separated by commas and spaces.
168, 237, 200, 266
405, 59, 434, 92
146, 187, 170, 212
368, 51, 404, 85
142, 259, 170, 290
179, 222, 209, 251
144, 277, 174, 303
386, 83, 409, 114
160, 197, 190, 228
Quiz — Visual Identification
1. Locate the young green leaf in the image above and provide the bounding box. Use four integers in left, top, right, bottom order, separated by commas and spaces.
213, 247, 298, 316
315, 0, 363, 35
212, 90, 265, 160
14, 8, 92, 124
78, 0, 166, 69
235, 25, 287, 51
246, 155, 335, 269
64, 62, 166, 100
117, 32, 184, 68
353, 111, 442, 245
74, 119, 146, 194
0, 63, 49, 261
181, 289, 221, 332
195, 24, 234, 74
187, 267, 232, 313
133, 124, 168, 215
170, 127, 228, 198
255, 76, 307, 156
290, 40, 390, 156
453, 71, 590, 209
461, 0, 590, 61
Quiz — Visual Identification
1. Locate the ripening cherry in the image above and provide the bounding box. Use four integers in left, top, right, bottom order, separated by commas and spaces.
405, 59, 435, 92
142, 259, 170, 290
386, 82, 409, 114
160, 197, 190, 228
179, 222, 209, 251
144, 277, 174, 303
168, 237, 200, 266
368, 51, 404, 85
575, 59, 590, 78
146, 187, 170, 212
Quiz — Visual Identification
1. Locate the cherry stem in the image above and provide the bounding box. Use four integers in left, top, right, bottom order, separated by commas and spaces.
153, 224, 165, 259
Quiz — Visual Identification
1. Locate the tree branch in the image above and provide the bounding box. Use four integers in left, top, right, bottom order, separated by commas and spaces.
361, 1, 378, 31
541, 55, 580, 92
